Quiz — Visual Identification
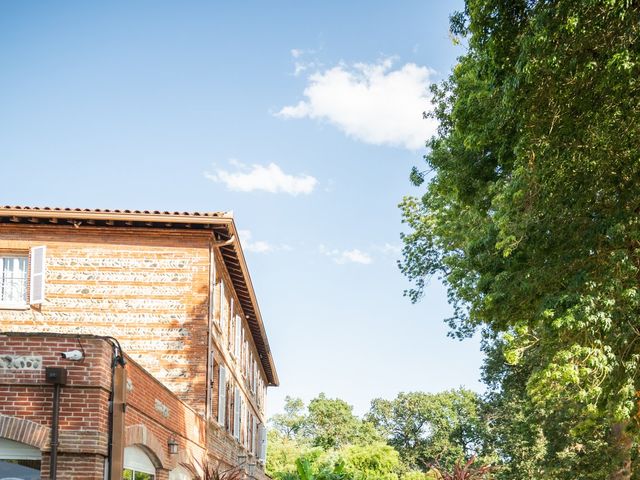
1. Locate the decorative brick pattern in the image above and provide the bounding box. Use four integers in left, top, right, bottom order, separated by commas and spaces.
0, 413, 50, 448
0, 225, 211, 414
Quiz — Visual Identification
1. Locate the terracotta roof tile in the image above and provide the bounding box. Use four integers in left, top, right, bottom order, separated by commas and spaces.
2, 205, 226, 217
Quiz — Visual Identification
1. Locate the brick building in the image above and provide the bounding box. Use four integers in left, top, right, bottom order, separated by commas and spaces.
0, 206, 279, 480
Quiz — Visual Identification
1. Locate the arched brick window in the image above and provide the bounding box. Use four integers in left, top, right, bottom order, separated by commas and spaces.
123, 445, 156, 480
0, 437, 42, 480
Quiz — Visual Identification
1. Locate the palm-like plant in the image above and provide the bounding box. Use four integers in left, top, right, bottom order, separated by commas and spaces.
429, 457, 494, 480
202, 462, 246, 480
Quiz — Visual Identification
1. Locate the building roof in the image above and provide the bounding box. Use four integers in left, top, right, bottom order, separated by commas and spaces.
0, 205, 279, 386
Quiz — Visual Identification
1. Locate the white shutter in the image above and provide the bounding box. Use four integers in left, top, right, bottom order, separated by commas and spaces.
221, 282, 227, 330
241, 399, 246, 446
234, 387, 241, 440
218, 366, 226, 425
207, 351, 214, 419
258, 424, 267, 462
229, 298, 235, 352
235, 316, 242, 356
252, 416, 257, 454
29, 246, 46, 304
209, 251, 216, 326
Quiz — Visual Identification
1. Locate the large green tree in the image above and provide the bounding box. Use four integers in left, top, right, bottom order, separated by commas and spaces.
272, 396, 308, 440
400, 1, 640, 478
367, 389, 489, 471
306, 394, 381, 449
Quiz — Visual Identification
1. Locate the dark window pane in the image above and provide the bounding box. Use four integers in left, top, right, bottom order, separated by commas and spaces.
0, 458, 41, 480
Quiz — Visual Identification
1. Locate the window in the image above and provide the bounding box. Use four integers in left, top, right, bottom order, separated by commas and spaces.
234, 316, 242, 358
0, 438, 41, 480
220, 281, 228, 331
1, 255, 28, 306
123, 446, 156, 480
257, 424, 267, 463
233, 387, 241, 440
0, 246, 46, 307
217, 365, 227, 425
228, 299, 236, 355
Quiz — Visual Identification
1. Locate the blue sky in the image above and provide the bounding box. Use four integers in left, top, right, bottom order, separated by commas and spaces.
0, 0, 482, 416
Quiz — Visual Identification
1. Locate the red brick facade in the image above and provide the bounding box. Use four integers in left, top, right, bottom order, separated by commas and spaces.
0, 208, 277, 480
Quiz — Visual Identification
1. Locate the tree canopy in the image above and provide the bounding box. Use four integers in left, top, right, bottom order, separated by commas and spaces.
400, 0, 640, 478
367, 389, 488, 471
267, 391, 486, 480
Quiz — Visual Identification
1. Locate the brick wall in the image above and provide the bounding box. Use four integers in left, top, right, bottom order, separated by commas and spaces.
0, 334, 270, 479
0, 334, 112, 479
0, 224, 211, 413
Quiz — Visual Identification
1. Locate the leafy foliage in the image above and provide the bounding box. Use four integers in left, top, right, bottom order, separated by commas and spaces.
340, 443, 401, 480
400, 0, 640, 478
272, 396, 308, 440
267, 391, 490, 480
367, 389, 489, 471
306, 394, 382, 449
267, 395, 395, 480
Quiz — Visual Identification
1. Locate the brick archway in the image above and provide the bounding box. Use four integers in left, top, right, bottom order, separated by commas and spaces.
125, 424, 166, 469
0, 414, 50, 449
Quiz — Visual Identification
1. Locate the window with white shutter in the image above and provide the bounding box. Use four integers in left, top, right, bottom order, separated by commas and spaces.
257, 424, 267, 462
221, 281, 227, 331
218, 366, 227, 425
229, 299, 235, 354
252, 415, 257, 454
235, 316, 242, 358
207, 351, 215, 419
210, 255, 217, 327
234, 387, 241, 440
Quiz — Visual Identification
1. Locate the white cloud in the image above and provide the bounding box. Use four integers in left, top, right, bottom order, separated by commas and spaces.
320, 245, 373, 265
205, 161, 317, 196
238, 230, 292, 254
374, 243, 402, 256
277, 58, 437, 150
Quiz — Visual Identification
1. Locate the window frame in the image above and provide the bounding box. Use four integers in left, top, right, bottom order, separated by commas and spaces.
0, 252, 30, 310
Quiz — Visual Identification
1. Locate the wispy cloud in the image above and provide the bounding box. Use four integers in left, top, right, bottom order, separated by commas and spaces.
276, 58, 437, 150
205, 160, 317, 196
289, 48, 321, 76
373, 243, 402, 256
238, 230, 292, 254
320, 245, 373, 265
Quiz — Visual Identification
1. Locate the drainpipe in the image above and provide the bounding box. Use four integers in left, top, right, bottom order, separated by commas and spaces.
105, 337, 126, 480
45, 367, 67, 480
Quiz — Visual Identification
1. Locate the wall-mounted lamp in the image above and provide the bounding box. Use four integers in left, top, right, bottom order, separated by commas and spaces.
168, 438, 179, 455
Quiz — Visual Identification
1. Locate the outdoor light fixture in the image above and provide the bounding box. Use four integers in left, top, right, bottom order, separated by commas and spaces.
168, 438, 178, 455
